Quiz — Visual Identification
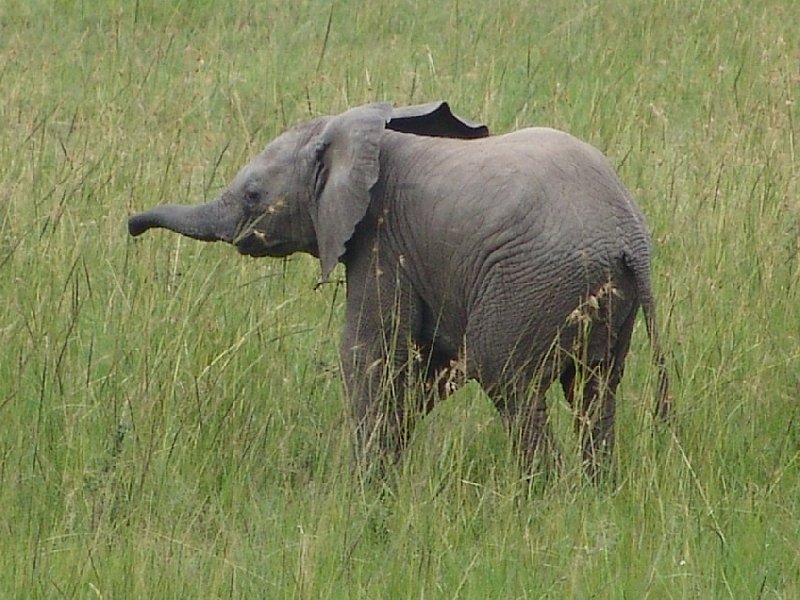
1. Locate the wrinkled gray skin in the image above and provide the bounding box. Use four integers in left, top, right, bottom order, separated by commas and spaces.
129, 101, 670, 478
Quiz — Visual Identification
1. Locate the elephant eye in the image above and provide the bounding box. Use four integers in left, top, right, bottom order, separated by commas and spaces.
244, 188, 261, 205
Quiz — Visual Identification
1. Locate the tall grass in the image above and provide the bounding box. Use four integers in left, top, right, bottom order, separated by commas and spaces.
1, 0, 798, 596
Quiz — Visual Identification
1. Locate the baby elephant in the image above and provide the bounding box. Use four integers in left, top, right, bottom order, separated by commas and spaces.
128, 101, 670, 478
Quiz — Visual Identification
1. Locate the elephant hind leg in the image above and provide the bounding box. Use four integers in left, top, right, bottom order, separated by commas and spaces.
569, 301, 637, 480
483, 361, 564, 479
466, 315, 566, 478
505, 388, 562, 479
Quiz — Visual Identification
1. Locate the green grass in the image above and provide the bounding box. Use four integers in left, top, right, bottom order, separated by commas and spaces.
2, 0, 799, 596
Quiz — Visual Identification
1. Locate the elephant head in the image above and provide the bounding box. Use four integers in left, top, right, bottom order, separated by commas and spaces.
128, 102, 488, 281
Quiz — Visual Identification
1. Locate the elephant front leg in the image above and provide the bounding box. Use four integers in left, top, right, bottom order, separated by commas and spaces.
339, 268, 427, 473
340, 336, 422, 474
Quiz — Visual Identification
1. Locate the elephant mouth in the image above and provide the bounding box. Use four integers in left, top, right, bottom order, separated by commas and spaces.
235, 232, 292, 257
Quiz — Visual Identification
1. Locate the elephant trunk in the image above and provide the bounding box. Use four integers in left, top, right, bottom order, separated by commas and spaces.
128, 198, 241, 243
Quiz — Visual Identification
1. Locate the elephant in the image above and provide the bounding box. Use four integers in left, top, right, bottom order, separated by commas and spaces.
128, 101, 670, 479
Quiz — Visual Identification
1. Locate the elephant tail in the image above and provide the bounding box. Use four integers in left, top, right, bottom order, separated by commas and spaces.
624, 251, 671, 420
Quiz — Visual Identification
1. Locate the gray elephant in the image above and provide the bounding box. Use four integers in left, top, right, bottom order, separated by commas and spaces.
128, 101, 670, 478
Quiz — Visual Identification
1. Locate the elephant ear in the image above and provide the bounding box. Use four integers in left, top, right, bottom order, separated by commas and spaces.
387, 101, 489, 139
311, 103, 393, 282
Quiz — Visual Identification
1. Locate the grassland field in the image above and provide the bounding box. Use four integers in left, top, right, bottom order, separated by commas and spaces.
1, 0, 799, 597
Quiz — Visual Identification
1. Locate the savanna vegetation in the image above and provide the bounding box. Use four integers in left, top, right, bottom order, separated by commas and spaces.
1, 0, 798, 596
